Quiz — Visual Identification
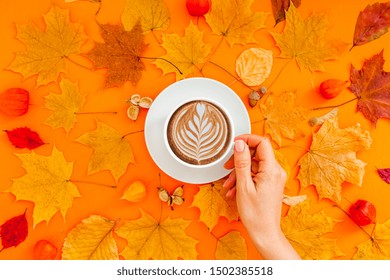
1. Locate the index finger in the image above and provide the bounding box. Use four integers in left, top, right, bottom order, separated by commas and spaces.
234, 134, 276, 164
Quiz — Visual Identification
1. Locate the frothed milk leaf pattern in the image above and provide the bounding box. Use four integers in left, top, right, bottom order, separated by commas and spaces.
167, 101, 231, 165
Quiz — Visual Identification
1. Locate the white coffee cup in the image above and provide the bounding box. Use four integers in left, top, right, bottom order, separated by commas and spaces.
163, 98, 235, 169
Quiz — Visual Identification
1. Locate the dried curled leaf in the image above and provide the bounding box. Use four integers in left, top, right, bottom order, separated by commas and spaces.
121, 181, 146, 202
309, 108, 338, 126
283, 194, 307, 206
236, 48, 273, 86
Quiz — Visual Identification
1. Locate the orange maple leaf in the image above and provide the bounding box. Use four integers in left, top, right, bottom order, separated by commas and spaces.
260, 91, 308, 147
116, 210, 198, 260
349, 50, 390, 126
87, 22, 146, 87
8, 6, 86, 85
271, 4, 342, 71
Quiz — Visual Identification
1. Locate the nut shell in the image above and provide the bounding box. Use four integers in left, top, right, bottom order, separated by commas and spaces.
248, 91, 260, 107
127, 104, 140, 121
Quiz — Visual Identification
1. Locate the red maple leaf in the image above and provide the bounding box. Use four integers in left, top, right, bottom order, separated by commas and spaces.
349, 50, 390, 126
5, 127, 45, 150
0, 211, 28, 251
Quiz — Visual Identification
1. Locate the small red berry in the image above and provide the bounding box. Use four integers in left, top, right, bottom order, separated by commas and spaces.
349, 199, 376, 226
186, 0, 210, 17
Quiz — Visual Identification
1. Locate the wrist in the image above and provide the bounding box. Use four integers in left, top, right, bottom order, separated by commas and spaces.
249, 227, 301, 260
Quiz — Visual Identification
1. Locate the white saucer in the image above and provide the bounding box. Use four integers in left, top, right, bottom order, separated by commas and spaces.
145, 77, 251, 184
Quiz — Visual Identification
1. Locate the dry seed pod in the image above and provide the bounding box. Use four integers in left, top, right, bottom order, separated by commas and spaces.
139, 97, 153, 109
248, 91, 260, 107
127, 104, 140, 121
309, 108, 338, 126
283, 194, 308, 206
130, 94, 141, 105
319, 79, 348, 99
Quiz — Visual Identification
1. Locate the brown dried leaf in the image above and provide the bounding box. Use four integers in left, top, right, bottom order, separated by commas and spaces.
87, 23, 146, 87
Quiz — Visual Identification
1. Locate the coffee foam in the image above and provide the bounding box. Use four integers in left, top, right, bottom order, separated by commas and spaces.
167, 100, 231, 165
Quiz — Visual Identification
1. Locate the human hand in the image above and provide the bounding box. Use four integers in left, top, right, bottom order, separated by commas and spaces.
223, 134, 300, 259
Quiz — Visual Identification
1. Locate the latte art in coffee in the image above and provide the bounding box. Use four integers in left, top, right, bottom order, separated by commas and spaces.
167, 100, 232, 165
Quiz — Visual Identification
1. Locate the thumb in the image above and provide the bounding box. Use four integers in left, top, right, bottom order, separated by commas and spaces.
234, 140, 253, 191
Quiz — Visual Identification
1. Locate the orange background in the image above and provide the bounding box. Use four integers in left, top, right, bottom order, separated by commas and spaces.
0, 0, 390, 260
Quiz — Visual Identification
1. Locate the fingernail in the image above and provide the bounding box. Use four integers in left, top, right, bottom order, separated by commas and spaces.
226, 188, 232, 198
235, 140, 245, 153
222, 179, 228, 187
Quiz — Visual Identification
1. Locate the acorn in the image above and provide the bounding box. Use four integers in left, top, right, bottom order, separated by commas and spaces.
248, 91, 260, 107
259, 85, 267, 95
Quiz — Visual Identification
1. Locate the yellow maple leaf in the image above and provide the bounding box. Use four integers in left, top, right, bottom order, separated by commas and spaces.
8, 6, 86, 85
44, 79, 85, 133
260, 91, 308, 147
297, 116, 372, 203
215, 231, 247, 260
76, 121, 135, 182
6, 147, 80, 226
205, 0, 267, 46
191, 180, 238, 230
116, 210, 198, 260
353, 219, 390, 260
281, 200, 343, 259
121, 0, 170, 32
271, 4, 341, 71
121, 181, 146, 202
62, 215, 118, 260
155, 23, 211, 78
274, 149, 291, 180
